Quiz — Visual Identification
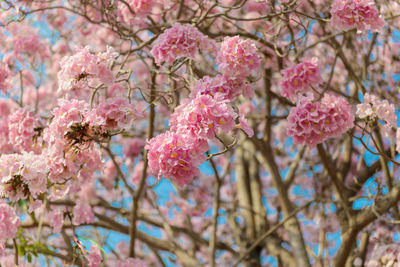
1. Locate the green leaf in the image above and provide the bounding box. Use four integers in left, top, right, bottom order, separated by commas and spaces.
27, 253, 32, 263
17, 244, 24, 257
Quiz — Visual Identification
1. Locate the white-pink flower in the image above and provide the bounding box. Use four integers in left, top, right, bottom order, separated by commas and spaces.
217, 36, 260, 77
146, 131, 209, 187
330, 0, 384, 32
170, 95, 238, 140
151, 23, 216, 66
287, 94, 355, 147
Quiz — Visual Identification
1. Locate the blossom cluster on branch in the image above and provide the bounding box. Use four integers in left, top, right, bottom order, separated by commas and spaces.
0, 0, 399, 266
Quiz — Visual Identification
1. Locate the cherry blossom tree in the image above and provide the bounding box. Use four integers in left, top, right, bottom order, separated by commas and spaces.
0, 0, 399, 266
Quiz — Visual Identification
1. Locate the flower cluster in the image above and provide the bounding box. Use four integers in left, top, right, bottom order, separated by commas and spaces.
8, 108, 42, 153
170, 95, 237, 140
280, 58, 321, 101
73, 199, 94, 225
43, 96, 140, 187
330, 0, 384, 32
85, 97, 139, 131
125, 0, 153, 16
357, 93, 397, 138
151, 23, 216, 65
287, 94, 355, 147
0, 201, 19, 246
43, 99, 90, 143
217, 36, 260, 77
43, 99, 100, 184
190, 75, 253, 101
149, 89, 254, 186
146, 131, 209, 187
0, 63, 11, 93
13, 34, 50, 61
87, 245, 102, 267
58, 46, 117, 93
48, 209, 64, 233
119, 0, 154, 26
0, 100, 16, 154
117, 258, 148, 267
0, 152, 48, 202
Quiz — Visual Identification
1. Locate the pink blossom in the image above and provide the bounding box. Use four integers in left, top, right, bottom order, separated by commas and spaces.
357, 93, 397, 137
237, 115, 254, 137
146, 131, 209, 187
238, 102, 256, 116
58, 46, 117, 93
102, 158, 121, 190
43, 98, 90, 142
0, 118, 13, 154
8, 108, 42, 153
217, 36, 260, 77
48, 209, 64, 233
118, 0, 154, 26
396, 129, 400, 154
190, 75, 253, 101
43, 99, 103, 184
115, 258, 148, 267
131, 161, 145, 186
85, 97, 140, 131
330, 0, 384, 32
0, 63, 11, 93
43, 142, 72, 184
13, 34, 49, 61
73, 199, 95, 225
170, 95, 238, 140
287, 94, 355, 147
0, 152, 48, 202
280, 58, 321, 101
88, 245, 102, 267
125, 0, 153, 16
151, 23, 216, 65
0, 200, 19, 241
123, 138, 144, 160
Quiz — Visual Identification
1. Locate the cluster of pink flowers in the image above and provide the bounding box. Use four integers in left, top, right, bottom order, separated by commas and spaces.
116, 258, 148, 267
0, 201, 19, 247
118, 0, 154, 26
148, 91, 254, 186
42, 96, 140, 188
170, 95, 237, 140
357, 93, 397, 138
48, 209, 64, 233
123, 138, 144, 161
87, 245, 102, 267
190, 75, 253, 101
0, 152, 48, 202
330, 0, 384, 32
43, 99, 90, 142
280, 58, 321, 101
146, 131, 209, 187
13, 34, 50, 61
151, 23, 216, 65
0, 100, 17, 154
43, 99, 101, 184
217, 36, 260, 77
8, 108, 42, 153
0, 63, 11, 93
287, 94, 355, 147
125, 0, 153, 16
73, 199, 95, 225
58, 46, 117, 93
85, 97, 140, 131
